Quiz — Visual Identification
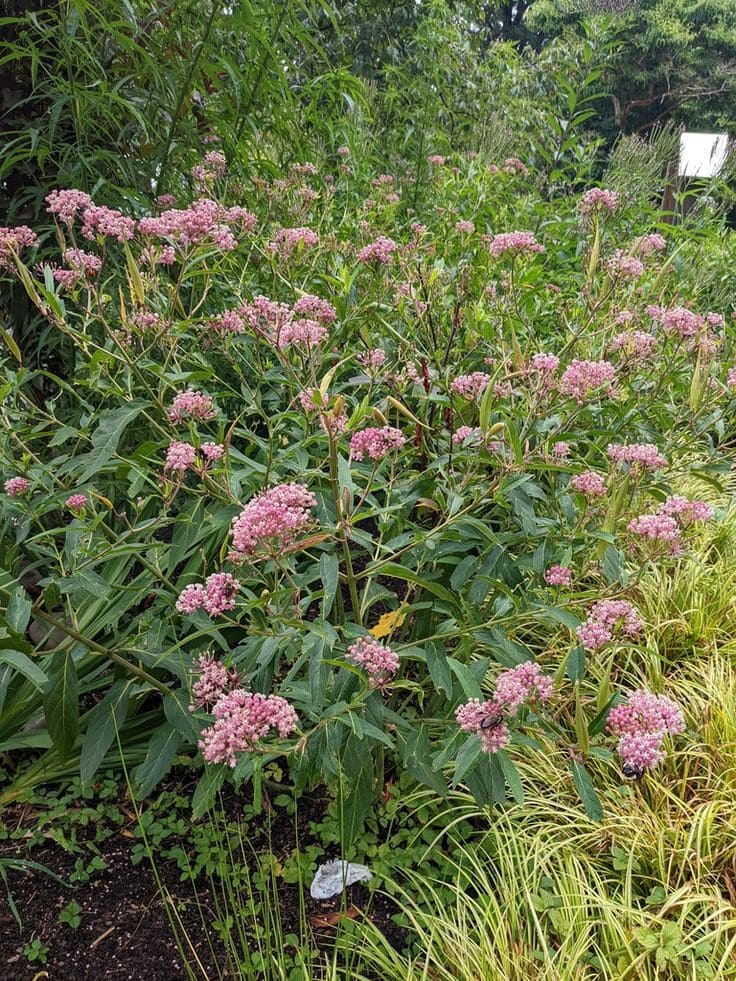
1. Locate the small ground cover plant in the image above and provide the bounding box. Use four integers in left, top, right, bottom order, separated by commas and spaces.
1, 140, 735, 850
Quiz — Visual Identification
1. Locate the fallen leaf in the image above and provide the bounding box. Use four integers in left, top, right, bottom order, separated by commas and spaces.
369, 604, 408, 640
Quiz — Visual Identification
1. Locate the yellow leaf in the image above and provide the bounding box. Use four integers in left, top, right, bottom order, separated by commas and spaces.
369, 604, 408, 639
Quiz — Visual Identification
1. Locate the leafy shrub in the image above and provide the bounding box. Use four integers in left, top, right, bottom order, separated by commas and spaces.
1, 143, 734, 838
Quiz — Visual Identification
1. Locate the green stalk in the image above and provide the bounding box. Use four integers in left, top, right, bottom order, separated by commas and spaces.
327, 436, 361, 625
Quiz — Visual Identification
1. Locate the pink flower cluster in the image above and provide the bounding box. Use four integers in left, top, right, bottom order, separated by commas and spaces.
579, 188, 619, 215
46, 189, 93, 223
628, 513, 683, 556
139, 198, 253, 251
293, 294, 337, 322
358, 348, 387, 372
530, 352, 560, 374
559, 359, 616, 402
168, 390, 215, 422
80, 205, 136, 242
4, 476, 30, 497
650, 306, 702, 339
346, 637, 400, 686
176, 572, 240, 617
199, 689, 298, 767
488, 231, 544, 259
455, 220, 475, 234
268, 226, 320, 259
607, 689, 685, 773
230, 483, 317, 557
452, 426, 482, 444
0, 225, 39, 272
553, 441, 571, 457
658, 496, 713, 526
578, 599, 643, 651
456, 661, 553, 753
357, 236, 398, 265
277, 318, 327, 350
570, 471, 607, 499
610, 330, 657, 361
545, 565, 572, 587
65, 493, 88, 513
191, 150, 227, 183
607, 251, 644, 281
190, 655, 237, 711
633, 234, 667, 257
164, 441, 198, 473
52, 248, 102, 287
450, 371, 490, 399
607, 443, 667, 473
349, 426, 406, 461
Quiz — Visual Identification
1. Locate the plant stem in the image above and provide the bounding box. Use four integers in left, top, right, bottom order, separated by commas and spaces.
327, 436, 361, 625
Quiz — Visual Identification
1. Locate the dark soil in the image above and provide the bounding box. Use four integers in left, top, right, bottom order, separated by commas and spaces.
0, 780, 405, 980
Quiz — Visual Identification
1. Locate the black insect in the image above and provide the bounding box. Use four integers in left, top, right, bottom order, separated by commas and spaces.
480, 708, 506, 731
622, 763, 644, 781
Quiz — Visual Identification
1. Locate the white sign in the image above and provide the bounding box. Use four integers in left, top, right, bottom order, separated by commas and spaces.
679, 132, 729, 178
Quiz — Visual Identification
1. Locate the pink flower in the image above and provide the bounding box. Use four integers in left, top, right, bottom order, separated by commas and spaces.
633, 234, 666, 257
559, 359, 616, 402
450, 372, 490, 399
277, 318, 327, 350
455, 220, 475, 234
267, 226, 319, 259
578, 599, 643, 651
728, 367, 736, 388
164, 441, 197, 473
570, 471, 607, 499
607, 443, 667, 473
530, 353, 560, 374
658, 496, 713, 526
200, 442, 224, 463
191, 150, 227, 183
46, 189, 93, 223
4, 476, 30, 497
199, 689, 298, 767
552, 441, 571, 458
607, 688, 684, 774
0, 225, 39, 272
427, 154, 446, 166
346, 637, 399, 686
628, 513, 683, 556
494, 661, 553, 714
610, 331, 657, 361
190, 654, 238, 711
80, 205, 135, 242
358, 348, 387, 372
138, 198, 242, 251
607, 251, 644, 281
455, 699, 511, 753
65, 493, 88, 513
545, 565, 572, 587
488, 231, 543, 259
230, 483, 317, 557
176, 573, 240, 617
452, 426, 481, 444
503, 157, 528, 175
651, 306, 703, 339
357, 236, 398, 265
349, 426, 406, 461
168, 390, 215, 423
580, 188, 619, 216
292, 294, 337, 322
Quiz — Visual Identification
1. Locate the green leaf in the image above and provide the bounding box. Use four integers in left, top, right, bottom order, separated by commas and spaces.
319, 552, 339, 617
59, 568, 111, 599
0, 649, 47, 688
425, 639, 452, 696
571, 760, 603, 822
402, 726, 446, 796
447, 657, 483, 699
192, 766, 225, 819
566, 645, 586, 683
452, 734, 483, 786
80, 680, 134, 785
76, 400, 148, 482
133, 722, 181, 798
44, 650, 79, 762
496, 750, 524, 805
338, 748, 373, 849
5, 586, 32, 634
